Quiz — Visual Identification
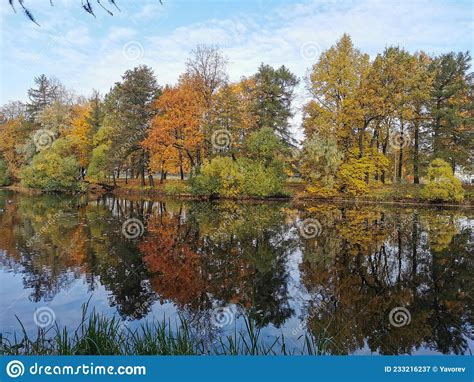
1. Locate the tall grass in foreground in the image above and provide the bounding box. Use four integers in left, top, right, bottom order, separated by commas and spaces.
0, 305, 334, 355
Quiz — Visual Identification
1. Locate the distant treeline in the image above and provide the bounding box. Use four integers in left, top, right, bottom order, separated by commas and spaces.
0, 35, 471, 200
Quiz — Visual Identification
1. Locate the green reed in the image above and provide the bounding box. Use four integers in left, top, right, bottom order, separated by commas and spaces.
0, 304, 333, 356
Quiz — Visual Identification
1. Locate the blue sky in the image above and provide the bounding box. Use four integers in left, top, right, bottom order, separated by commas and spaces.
1, 0, 473, 107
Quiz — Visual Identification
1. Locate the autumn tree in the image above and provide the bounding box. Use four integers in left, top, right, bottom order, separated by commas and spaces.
209, 81, 257, 158
409, 52, 433, 183
0, 157, 11, 186
0, 117, 35, 180
368, 47, 422, 182
142, 78, 205, 179
303, 34, 393, 190
185, 45, 228, 108
420, 159, 464, 202
304, 34, 370, 156
66, 104, 98, 178
66, 92, 104, 178
0, 101, 27, 121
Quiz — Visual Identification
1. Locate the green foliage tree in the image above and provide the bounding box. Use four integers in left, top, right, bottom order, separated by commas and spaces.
190, 156, 285, 198
0, 157, 11, 186
429, 52, 472, 173
86, 90, 104, 135
251, 64, 299, 146
240, 159, 285, 197
87, 125, 114, 183
21, 137, 81, 192
245, 127, 288, 166
103, 65, 161, 186
421, 159, 464, 202
301, 133, 342, 196
27, 75, 67, 118
87, 144, 112, 183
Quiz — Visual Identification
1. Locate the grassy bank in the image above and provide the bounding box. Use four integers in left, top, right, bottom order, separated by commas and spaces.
1, 306, 332, 356
89, 179, 474, 207
3, 179, 473, 207
295, 183, 474, 207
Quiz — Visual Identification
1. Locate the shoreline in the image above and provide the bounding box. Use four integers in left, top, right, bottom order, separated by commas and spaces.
1, 183, 473, 209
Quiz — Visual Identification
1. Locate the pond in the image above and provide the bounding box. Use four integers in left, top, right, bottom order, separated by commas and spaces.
0, 190, 472, 355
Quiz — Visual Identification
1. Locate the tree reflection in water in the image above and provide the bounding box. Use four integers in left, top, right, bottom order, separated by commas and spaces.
0, 190, 472, 354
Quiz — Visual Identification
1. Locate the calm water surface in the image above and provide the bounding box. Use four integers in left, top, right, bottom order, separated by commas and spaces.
0, 190, 472, 355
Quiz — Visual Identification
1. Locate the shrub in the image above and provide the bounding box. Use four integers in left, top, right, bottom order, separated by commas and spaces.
0, 158, 11, 186
240, 159, 285, 197
190, 157, 242, 197
189, 156, 285, 198
21, 138, 81, 192
421, 159, 464, 202
87, 144, 111, 183
301, 133, 342, 196
337, 159, 372, 196
164, 182, 190, 195
337, 149, 388, 196
245, 127, 288, 165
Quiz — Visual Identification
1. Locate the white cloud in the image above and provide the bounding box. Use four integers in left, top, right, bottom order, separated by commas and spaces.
2, 0, 472, 141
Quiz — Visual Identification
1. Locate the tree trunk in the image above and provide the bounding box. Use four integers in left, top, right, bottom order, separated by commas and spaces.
397, 121, 404, 182
374, 138, 379, 181
398, 146, 403, 181
148, 174, 154, 187
178, 150, 184, 180
433, 99, 441, 155
381, 132, 389, 184
413, 121, 420, 184
140, 165, 145, 187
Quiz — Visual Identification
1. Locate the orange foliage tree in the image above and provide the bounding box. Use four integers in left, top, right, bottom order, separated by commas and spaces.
142, 78, 205, 178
